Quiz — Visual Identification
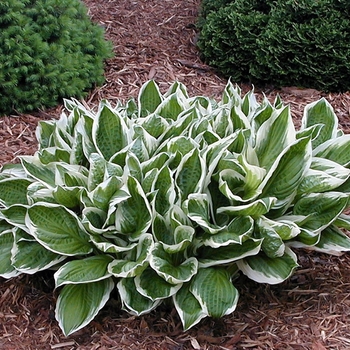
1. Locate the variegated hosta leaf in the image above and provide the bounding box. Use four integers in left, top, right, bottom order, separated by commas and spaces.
138, 79, 163, 117
108, 234, 153, 278
0, 230, 21, 278
26, 203, 93, 256
89, 176, 123, 212
54, 255, 113, 288
190, 267, 239, 318
202, 216, 254, 248
217, 197, 276, 217
139, 113, 169, 139
12, 229, 66, 274
115, 177, 152, 240
55, 164, 88, 188
90, 232, 137, 253
311, 226, 350, 256
173, 282, 207, 331
260, 216, 300, 241
27, 182, 55, 204
255, 217, 285, 258
254, 105, 296, 170
197, 238, 262, 268
301, 98, 338, 149
298, 157, 350, 194
92, 103, 129, 160
150, 243, 198, 284
0, 204, 28, 231
153, 165, 175, 216
184, 193, 221, 234
258, 136, 312, 214
56, 278, 114, 336
175, 148, 206, 200
154, 91, 189, 121
213, 108, 234, 138
20, 155, 57, 187
117, 277, 161, 316
38, 147, 71, 164
52, 186, 82, 209
88, 153, 107, 191
313, 134, 350, 166
293, 192, 348, 232
36, 120, 55, 149
237, 246, 299, 284
135, 267, 182, 301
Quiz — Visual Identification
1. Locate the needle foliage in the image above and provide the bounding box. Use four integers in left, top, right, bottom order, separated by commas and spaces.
197, 0, 350, 92
0, 0, 113, 115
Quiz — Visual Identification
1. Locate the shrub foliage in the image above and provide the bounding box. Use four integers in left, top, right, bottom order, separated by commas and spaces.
0, 0, 113, 115
1, 80, 350, 335
197, 0, 350, 92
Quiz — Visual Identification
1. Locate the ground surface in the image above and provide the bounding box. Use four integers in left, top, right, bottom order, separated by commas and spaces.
1, 0, 350, 349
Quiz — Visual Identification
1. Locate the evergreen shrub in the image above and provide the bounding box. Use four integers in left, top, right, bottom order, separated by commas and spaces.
0, 0, 113, 115
197, 0, 350, 92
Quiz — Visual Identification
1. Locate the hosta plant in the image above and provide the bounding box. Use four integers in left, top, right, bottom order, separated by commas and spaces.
1, 80, 350, 336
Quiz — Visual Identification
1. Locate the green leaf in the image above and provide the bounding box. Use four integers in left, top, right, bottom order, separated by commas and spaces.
173, 282, 207, 330
313, 135, 350, 166
298, 158, 350, 194
0, 204, 28, 231
198, 238, 262, 268
301, 98, 338, 149
184, 193, 222, 235
56, 278, 114, 336
150, 243, 198, 284
154, 92, 188, 121
190, 268, 239, 318
0, 230, 21, 278
202, 216, 254, 248
254, 105, 296, 170
108, 234, 153, 278
138, 80, 163, 117
115, 177, 152, 240
12, 230, 66, 274
135, 267, 182, 301
26, 203, 92, 256
117, 277, 161, 315
175, 148, 206, 200
52, 186, 82, 209
92, 104, 129, 160
55, 255, 113, 288
20, 155, 56, 187
153, 166, 175, 216
293, 192, 348, 232
217, 197, 276, 217
255, 218, 285, 258
237, 247, 299, 284
312, 226, 350, 255
258, 136, 312, 214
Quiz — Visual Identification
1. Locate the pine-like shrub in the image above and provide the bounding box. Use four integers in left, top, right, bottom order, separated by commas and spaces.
0, 0, 113, 115
197, 0, 350, 92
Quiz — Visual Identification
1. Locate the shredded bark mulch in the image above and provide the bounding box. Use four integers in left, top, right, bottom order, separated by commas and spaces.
1, 0, 350, 349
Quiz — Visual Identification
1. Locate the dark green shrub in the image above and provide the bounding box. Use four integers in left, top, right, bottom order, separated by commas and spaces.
197, 0, 350, 92
0, 0, 113, 115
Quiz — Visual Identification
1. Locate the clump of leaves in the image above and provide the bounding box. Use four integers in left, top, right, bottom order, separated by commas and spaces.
1, 80, 350, 336
197, 0, 350, 92
0, 0, 113, 115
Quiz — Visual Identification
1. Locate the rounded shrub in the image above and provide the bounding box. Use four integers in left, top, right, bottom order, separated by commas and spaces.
197, 0, 350, 92
0, 0, 113, 115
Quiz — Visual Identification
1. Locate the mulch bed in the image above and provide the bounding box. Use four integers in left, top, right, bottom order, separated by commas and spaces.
1, 0, 350, 349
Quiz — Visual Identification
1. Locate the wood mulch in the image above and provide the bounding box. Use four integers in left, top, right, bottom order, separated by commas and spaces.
1, 0, 350, 349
